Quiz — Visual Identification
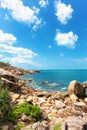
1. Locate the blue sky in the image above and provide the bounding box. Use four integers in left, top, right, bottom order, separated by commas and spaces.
0, 0, 87, 69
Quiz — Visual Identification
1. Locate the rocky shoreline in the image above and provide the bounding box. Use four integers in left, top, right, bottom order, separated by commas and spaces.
0, 66, 87, 130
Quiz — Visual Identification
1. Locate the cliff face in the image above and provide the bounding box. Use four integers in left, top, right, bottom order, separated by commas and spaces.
0, 67, 35, 94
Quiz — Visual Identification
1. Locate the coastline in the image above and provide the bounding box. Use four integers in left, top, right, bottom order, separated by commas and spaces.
0, 65, 87, 129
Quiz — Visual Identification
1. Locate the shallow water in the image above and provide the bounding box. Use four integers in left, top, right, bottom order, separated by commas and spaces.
20, 70, 87, 92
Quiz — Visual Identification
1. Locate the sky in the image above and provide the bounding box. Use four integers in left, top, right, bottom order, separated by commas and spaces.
0, 0, 87, 69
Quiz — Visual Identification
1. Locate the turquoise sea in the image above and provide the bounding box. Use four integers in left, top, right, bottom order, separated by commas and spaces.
20, 70, 87, 92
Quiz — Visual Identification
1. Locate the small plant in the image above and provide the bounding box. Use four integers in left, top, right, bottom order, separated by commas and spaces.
53, 123, 62, 130
8, 102, 42, 123
15, 121, 26, 130
0, 84, 11, 123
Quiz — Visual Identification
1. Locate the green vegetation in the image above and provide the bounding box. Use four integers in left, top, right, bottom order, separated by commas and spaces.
53, 123, 62, 130
15, 121, 26, 130
0, 61, 10, 68
0, 81, 42, 128
0, 84, 11, 123
8, 102, 42, 123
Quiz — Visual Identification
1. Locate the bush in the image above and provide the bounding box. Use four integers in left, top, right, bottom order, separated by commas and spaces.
15, 121, 26, 130
0, 61, 10, 68
53, 123, 62, 130
0, 84, 11, 123
8, 102, 42, 123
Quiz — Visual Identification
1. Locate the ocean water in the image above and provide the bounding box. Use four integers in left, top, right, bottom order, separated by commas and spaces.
20, 70, 87, 92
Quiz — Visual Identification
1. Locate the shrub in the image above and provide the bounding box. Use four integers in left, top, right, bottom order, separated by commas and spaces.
53, 123, 62, 130
0, 84, 11, 123
8, 102, 42, 123
15, 121, 26, 130
0, 61, 10, 68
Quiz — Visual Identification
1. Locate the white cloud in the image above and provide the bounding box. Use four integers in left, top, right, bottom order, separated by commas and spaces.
3, 56, 39, 68
0, 44, 37, 58
39, 0, 49, 8
48, 45, 52, 48
0, 29, 38, 67
0, 0, 41, 29
0, 29, 16, 45
55, 31, 78, 48
54, 0, 73, 24
0, 54, 4, 58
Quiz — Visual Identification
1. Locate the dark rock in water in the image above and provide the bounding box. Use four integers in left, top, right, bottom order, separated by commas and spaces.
28, 78, 34, 82
48, 83, 59, 87
62, 116, 87, 130
68, 80, 85, 98
41, 81, 48, 84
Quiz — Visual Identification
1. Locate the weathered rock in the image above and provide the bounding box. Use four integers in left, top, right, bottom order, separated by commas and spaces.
1, 77, 19, 92
26, 95, 33, 103
52, 92, 66, 101
70, 94, 78, 103
68, 80, 85, 98
62, 116, 87, 130
82, 81, 87, 88
21, 114, 29, 122
10, 93, 20, 101
28, 78, 34, 82
36, 91, 52, 98
38, 97, 47, 104
74, 102, 87, 112
21, 121, 49, 130
84, 98, 87, 104
55, 100, 66, 109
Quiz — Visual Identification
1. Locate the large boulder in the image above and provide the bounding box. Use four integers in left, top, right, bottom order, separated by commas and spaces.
68, 80, 85, 98
62, 116, 87, 130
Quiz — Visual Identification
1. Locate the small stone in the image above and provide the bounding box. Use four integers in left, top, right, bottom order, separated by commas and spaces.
21, 114, 29, 122
55, 100, 66, 109
26, 96, 33, 102
84, 98, 87, 104
70, 94, 78, 103
10, 93, 20, 101
74, 102, 86, 107
28, 78, 34, 82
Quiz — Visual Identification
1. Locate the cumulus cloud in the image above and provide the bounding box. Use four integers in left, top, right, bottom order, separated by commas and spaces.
39, 0, 49, 8
0, 44, 37, 58
54, 0, 73, 24
55, 31, 78, 48
0, 0, 41, 29
0, 29, 38, 66
0, 29, 16, 45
